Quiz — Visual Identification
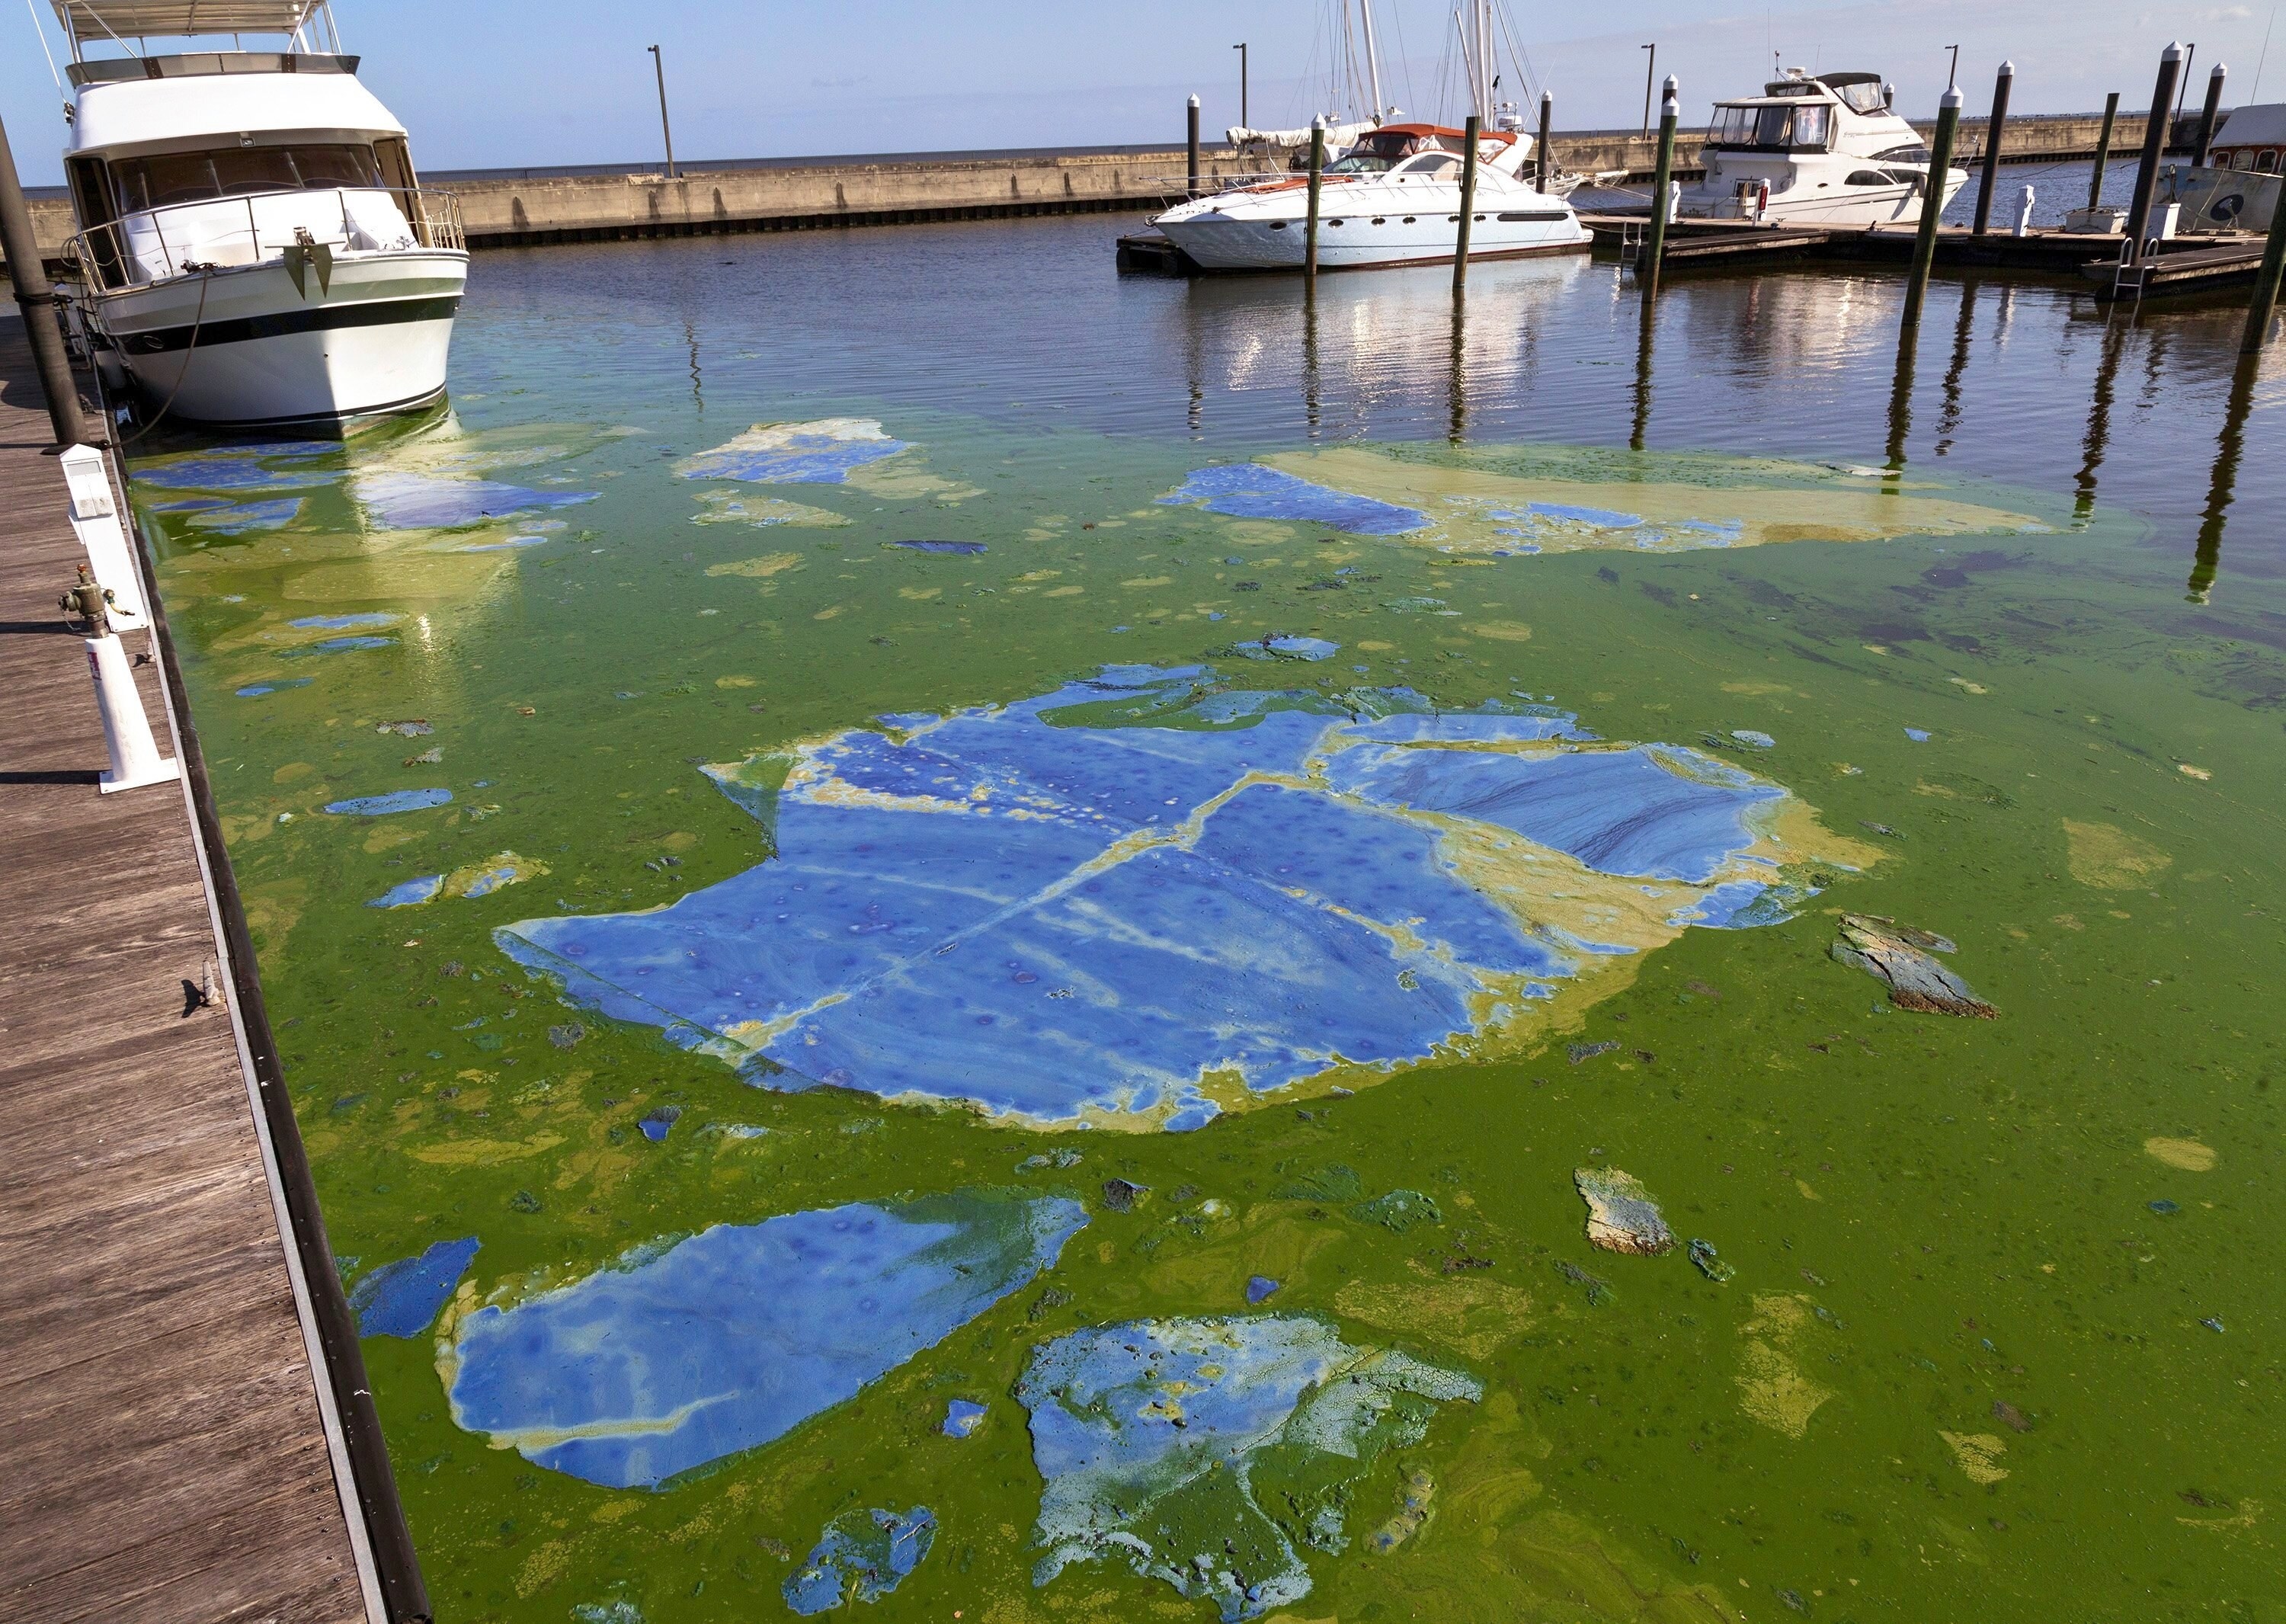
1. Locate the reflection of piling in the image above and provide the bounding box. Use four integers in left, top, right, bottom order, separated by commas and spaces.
1187, 95, 1202, 198
1448, 295, 1468, 443
0, 113, 89, 447
2188, 354, 2259, 601
1641, 76, 1679, 302
1538, 92, 1554, 194
1630, 300, 1656, 451
1454, 114, 1481, 292
1971, 62, 2014, 236
2124, 43, 2183, 253
2088, 92, 2119, 208
1884, 333, 1916, 474
1936, 280, 1979, 453
1903, 88, 1963, 330
2241, 170, 2286, 353
2074, 312, 2129, 521
2191, 62, 2227, 168
1305, 119, 1326, 283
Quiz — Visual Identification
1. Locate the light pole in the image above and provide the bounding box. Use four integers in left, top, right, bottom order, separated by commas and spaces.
1234, 43, 1247, 129
1641, 44, 1657, 134
648, 44, 677, 180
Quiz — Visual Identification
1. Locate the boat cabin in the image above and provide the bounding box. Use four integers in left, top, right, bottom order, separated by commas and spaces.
2205, 104, 2286, 173
1704, 72, 1892, 154
1324, 122, 1513, 175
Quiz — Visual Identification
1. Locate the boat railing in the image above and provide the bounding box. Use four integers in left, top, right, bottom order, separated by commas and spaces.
68, 186, 466, 293
1144, 170, 1361, 196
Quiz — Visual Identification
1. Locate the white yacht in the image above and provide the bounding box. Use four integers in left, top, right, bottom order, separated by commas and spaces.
2166, 103, 2284, 235
51, 0, 466, 431
1153, 122, 1591, 272
1674, 69, 1967, 229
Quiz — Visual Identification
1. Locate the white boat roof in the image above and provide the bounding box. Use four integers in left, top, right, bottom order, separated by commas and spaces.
2214, 104, 2286, 146
50, 0, 321, 37
72, 66, 404, 152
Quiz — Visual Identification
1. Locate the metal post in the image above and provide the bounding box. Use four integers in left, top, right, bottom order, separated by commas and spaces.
1187, 95, 1201, 197
1641, 76, 1678, 300
2124, 43, 2184, 253
1641, 44, 1657, 135
648, 44, 677, 180
2089, 91, 2119, 209
1538, 91, 1553, 194
1453, 113, 1481, 291
2241, 165, 2286, 352
0, 113, 89, 448
1904, 86, 1964, 329
2192, 62, 2227, 165
1305, 119, 1326, 283
1234, 43, 1247, 130
1972, 61, 2013, 235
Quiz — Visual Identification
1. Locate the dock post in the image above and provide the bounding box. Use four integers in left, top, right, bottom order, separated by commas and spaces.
1972, 62, 2014, 235
1538, 92, 1554, 194
2191, 62, 2227, 167
1454, 114, 1481, 291
1641, 75, 1679, 301
2240, 167, 2286, 353
0, 113, 90, 448
1187, 95, 1202, 198
2124, 43, 2184, 254
2089, 91, 2120, 208
1903, 87, 1963, 329
1305, 118, 1326, 283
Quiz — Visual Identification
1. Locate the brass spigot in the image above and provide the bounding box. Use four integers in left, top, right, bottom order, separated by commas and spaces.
59, 562, 114, 636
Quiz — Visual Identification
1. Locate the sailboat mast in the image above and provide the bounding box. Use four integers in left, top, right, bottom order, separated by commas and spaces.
1359, 0, 1385, 121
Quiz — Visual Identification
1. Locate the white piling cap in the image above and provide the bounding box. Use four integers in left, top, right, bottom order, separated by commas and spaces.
2212, 61, 2229, 77
1663, 73, 1679, 94
1999, 59, 2014, 75
1188, 94, 1199, 107
2163, 41, 2183, 60
1941, 86, 1964, 110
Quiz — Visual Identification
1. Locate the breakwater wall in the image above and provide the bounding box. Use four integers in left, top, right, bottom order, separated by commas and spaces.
17, 113, 2153, 260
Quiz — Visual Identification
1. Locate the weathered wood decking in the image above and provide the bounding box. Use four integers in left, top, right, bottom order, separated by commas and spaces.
0, 321, 376, 1622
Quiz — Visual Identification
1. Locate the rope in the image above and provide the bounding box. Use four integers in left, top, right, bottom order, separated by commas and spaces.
120, 267, 212, 447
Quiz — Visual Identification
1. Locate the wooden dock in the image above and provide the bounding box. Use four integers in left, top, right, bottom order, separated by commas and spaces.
0, 321, 399, 1621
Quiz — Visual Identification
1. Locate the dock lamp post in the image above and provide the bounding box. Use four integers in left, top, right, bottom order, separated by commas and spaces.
1234, 43, 1247, 130
648, 44, 678, 180
1640, 45, 1657, 134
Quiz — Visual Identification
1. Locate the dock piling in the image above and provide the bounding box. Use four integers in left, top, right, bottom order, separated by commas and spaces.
2192, 62, 2227, 167
1454, 114, 1481, 291
1538, 91, 1553, 194
1972, 61, 2014, 235
2124, 43, 2183, 255
1641, 75, 1679, 301
1187, 95, 1201, 198
1903, 87, 1963, 329
1305, 119, 1326, 283
2240, 165, 2286, 352
0, 113, 88, 448
2089, 92, 2119, 209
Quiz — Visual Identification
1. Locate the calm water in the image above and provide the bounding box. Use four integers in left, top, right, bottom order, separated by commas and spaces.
134, 215, 2284, 1624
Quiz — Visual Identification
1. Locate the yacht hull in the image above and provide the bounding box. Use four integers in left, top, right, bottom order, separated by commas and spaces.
1157, 206, 1590, 272
1675, 178, 1964, 230
92, 249, 466, 429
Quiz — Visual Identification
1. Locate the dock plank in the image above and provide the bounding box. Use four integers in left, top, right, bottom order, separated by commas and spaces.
0, 324, 372, 1622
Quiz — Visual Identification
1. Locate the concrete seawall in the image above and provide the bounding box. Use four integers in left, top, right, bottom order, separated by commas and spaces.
18, 112, 2156, 260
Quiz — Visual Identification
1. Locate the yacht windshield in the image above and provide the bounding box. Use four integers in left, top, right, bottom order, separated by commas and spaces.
1325, 153, 1393, 174
1830, 80, 1887, 114
1706, 104, 1832, 152
113, 144, 386, 213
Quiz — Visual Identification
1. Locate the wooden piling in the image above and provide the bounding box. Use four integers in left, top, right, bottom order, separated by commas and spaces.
2191, 62, 2227, 167
1641, 76, 1679, 301
2088, 92, 2119, 209
2124, 43, 2184, 253
1972, 62, 2014, 235
1454, 114, 1481, 291
0, 113, 88, 447
1903, 87, 1964, 329
2240, 165, 2286, 353
1187, 95, 1201, 198
1538, 92, 1553, 194
1305, 120, 1325, 283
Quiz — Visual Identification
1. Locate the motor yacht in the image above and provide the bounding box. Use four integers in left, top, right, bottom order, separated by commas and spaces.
1673, 68, 1967, 229
1153, 121, 1591, 272
50, 0, 466, 431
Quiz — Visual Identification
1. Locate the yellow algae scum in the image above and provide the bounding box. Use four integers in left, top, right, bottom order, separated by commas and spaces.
1263, 444, 2051, 557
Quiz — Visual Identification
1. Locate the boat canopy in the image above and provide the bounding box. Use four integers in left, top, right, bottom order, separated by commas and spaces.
49, 0, 338, 55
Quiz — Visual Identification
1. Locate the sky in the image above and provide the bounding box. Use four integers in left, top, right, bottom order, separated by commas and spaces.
4, 0, 2281, 184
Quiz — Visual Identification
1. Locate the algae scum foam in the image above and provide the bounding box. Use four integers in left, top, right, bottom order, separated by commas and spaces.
132, 231, 2286, 1624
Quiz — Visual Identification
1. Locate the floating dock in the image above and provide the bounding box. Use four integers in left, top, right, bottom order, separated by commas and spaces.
0, 323, 407, 1622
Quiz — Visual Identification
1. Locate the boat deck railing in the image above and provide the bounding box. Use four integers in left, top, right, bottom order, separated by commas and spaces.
69, 185, 466, 291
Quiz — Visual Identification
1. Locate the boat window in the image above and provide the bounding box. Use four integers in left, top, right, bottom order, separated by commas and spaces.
1792, 106, 1830, 149
1708, 103, 1830, 151
1325, 153, 1394, 174
1830, 80, 1887, 114
1874, 143, 1933, 165
2260, 150, 2279, 173
113, 143, 387, 213
1398, 154, 1461, 176
1846, 170, 1891, 187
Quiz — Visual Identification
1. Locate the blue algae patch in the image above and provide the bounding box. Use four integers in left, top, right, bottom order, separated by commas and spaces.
325, 789, 453, 816
460, 533, 555, 551
151, 498, 232, 513
1018, 1316, 1480, 1619
352, 471, 597, 530
1904, 727, 1932, 742
279, 635, 396, 658
133, 457, 338, 492
941, 1398, 989, 1437
638, 1106, 683, 1142
785, 1507, 936, 1613
448, 1193, 1086, 1488
1160, 465, 1428, 535
235, 677, 312, 698
1233, 635, 1340, 661
1516, 500, 1642, 527
290, 612, 399, 631
367, 875, 444, 908
497, 670, 1814, 1129
892, 540, 986, 554
459, 863, 524, 898
1246, 1276, 1282, 1304
679, 420, 911, 485
185, 497, 303, 533
348, 1235, 480, 1337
